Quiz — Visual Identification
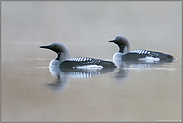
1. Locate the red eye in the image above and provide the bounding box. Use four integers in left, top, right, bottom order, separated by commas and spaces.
55, 45, 57, 47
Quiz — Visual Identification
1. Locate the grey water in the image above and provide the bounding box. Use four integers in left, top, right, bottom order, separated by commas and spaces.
1, 1, 182, 122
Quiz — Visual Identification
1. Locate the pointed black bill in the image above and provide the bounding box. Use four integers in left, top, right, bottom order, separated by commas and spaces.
109, 40, 115, 42
40, 45, 50, 49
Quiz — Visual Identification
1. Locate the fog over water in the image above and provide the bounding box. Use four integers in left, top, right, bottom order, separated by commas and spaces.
2, 1, 182, 122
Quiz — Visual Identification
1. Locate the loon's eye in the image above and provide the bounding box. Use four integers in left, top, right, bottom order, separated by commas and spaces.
55, 45, 57, 47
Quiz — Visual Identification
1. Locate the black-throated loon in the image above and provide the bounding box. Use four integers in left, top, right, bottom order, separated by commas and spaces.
109, 36, 175, 63
40, 42, 116, 69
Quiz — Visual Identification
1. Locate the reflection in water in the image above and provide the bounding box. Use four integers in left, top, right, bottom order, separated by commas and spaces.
46, 58, 174, 91
47, 72, 69, 91
114, 57, 174, 69
47, 66, 116, 91
112, 68, 129, 83
47, 67, 70, 91
111, 59, 175, 82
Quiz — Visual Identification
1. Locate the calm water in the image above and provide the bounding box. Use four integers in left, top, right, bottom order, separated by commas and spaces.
2, 1, 182, 122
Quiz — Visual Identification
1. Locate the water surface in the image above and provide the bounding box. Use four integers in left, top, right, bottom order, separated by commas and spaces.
2, 1, 182, 122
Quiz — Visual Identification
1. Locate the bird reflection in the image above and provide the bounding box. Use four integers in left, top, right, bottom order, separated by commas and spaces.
46, 59, 174, 91
47, 67, 70, 91
47, 66, 115, 91
111, 59, 174, 82
114, 57, 173, 68
112, 68, 129, 82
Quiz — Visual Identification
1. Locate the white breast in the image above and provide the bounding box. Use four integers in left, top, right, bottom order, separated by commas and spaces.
49, 59, 60, 68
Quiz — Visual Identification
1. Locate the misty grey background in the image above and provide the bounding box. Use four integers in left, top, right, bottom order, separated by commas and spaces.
2, 1, 182, 122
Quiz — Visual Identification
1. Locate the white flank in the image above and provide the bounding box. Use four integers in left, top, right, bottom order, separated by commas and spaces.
74, 65, 103, 69
138, 56, 160, 63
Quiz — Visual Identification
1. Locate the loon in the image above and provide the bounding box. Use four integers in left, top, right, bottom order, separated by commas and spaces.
109, 36, 175, 62
40, 42, 116, 69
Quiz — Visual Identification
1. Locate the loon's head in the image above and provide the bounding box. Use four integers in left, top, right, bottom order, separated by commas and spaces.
40, 42, 70, 62
40, 42, 67, 53
109, 36, 130, 54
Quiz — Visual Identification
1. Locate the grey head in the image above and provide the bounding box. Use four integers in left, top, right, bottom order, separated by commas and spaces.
109, 36, 130, 54
40, 42, 70, 62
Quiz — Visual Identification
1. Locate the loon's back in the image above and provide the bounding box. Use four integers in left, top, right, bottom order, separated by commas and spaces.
123, 49, 174, 62
60, 57, 116, 69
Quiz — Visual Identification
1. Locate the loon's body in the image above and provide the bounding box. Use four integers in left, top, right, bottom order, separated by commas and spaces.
40, 42, 116, 69
109, 36, 174, 63
60, 57, 116, 69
